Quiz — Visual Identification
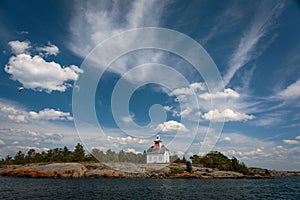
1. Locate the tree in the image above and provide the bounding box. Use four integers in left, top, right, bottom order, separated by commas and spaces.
4, 155, 13, 164
191, 152, 249, 174
118, 150, 126, 162
14, 151, 25, 164
62, 146, 72, 162
26, 149, 36, 163
73, 143, 85, 162
186, 161, 192, 173
91, 148, 104, 161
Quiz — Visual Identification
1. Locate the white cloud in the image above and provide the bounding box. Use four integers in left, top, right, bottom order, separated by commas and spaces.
0, 101, 73, 122
163, 106, 172, 111
155, 120, 189, 132
202, 108, 254, 122
4, 54, 83, 92
223, 136, 231, 141
296, 136, 300, 140
121, 113, 135, 124
69, 0, 166, 58
29, 108, 73, 121
283, 139, 299, 145
37, 42, 59, 56
190, 82, 207, 91
4, 145, 50, 154
0, 139, 5, 145
277, 79, 300, 100
8, 114, 26, 123
107, 136, 148, 145
8, 40, 31, 54
121, 116, 133, 123
0, 106, 19, 114
223, 1, 285, 86
126, 148, 136, 153
179, 107, 193, 117
199, 88, 240, 100
170, 82, 206, 96
0, 127, 65, 145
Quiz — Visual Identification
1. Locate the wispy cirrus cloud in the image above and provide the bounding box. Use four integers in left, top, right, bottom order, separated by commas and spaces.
37, 42, 59, 57
223, 1, 286, 86
277, 79, 300, 100
69, 0, 166, 59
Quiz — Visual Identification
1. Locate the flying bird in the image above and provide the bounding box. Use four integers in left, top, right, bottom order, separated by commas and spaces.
18, 87, 24, 92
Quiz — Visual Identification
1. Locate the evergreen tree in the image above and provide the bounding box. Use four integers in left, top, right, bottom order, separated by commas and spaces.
73, 143, 85, 162
26, 149, 36, 163
14, 151, 25, 164
186, 161, 192, 173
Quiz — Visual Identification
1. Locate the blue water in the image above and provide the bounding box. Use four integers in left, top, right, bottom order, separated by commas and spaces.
0, 177, 299, 199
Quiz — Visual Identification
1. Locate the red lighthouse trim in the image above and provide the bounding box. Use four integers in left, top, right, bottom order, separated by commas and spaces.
153, 135, 162, 150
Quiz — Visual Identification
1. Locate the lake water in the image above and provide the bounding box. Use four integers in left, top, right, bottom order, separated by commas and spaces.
0, 177, 299, 199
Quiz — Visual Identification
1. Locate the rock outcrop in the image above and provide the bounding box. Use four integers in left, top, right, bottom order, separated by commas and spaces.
0, 162, 299, 179
1, 163, 87, 178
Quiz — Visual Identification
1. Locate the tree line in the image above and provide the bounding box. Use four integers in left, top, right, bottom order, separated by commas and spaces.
1, 144, 175, 165
0, 143, 87, 165
189, 151, 249, 174
1, 144, 248, 174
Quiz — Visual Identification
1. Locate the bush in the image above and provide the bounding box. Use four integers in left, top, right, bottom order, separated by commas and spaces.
170, 168, 184, 174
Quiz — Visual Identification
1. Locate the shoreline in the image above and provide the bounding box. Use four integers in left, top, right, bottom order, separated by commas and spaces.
1, 162, 299, 179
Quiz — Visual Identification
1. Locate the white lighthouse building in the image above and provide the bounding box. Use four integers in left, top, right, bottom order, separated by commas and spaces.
146, 135, 170, 164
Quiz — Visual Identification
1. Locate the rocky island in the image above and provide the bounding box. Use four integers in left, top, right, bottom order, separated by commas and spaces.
1, 143, 299, 179
1, 162, 299, 179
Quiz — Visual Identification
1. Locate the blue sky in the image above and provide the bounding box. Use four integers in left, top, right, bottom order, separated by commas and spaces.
1, 0, 300, 170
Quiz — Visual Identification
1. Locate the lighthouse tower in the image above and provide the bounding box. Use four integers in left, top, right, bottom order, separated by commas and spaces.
153, 135, 162, 150
146, 135, 170, 163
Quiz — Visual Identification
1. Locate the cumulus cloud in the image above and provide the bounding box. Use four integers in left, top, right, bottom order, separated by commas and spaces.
8, 40, 31, 54
107, 136, 148, 145
8, 114, 26, 123
227, 148, 264, 157
37, 42, 59, 56
0, 101, 73, 122
202, 108, 254, 122
155, 120, 189, 132
3, 145, 50, 154
4, 54, 83, 92
29, 108, 73, 121
170, 82, 206, 96
199, 88, 240, 100
296, 136, 300, 140
283, 139, 299, 145
0, 106, 19, 114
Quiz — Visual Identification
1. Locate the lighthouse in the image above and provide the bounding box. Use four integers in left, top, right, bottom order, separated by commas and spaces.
146, 135, 170, 164
153, 135, 162, 150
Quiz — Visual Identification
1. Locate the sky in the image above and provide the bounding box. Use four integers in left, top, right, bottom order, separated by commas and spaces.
0, 0, 300, 170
